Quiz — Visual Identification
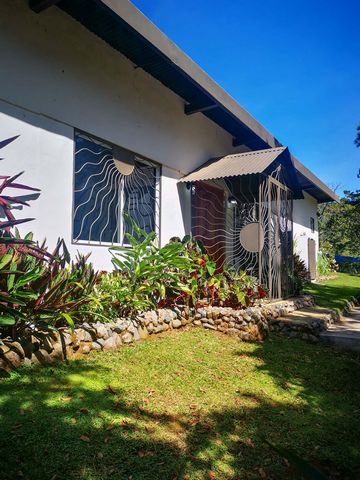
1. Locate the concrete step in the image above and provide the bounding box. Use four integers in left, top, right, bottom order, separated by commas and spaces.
320, 331, 360, 352
319, 307, 360, 352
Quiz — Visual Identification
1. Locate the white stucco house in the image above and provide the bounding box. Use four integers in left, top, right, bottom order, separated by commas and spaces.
0, 0, 338, 298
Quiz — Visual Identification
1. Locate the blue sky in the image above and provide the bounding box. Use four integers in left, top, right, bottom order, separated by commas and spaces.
132, 0, 360, 194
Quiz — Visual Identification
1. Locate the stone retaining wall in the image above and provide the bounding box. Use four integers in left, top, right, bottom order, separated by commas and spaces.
270, 311, 333, 342
0, 295, 316, 372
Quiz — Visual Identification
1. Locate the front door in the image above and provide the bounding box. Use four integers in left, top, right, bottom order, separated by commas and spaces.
192, 181, 225, 270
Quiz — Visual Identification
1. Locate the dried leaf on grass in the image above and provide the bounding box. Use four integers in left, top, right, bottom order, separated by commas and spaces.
105, 385, 117, 395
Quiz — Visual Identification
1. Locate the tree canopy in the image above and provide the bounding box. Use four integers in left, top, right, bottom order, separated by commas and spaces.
318, 191, 360, 256
319, 124, 360, 257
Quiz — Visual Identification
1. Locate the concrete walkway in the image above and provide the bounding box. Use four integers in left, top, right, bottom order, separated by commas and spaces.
320, 306, 360, 352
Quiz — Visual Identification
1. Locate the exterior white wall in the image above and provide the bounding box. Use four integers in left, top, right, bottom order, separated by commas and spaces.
0, 1, 234, 269
293, 192, 319, 269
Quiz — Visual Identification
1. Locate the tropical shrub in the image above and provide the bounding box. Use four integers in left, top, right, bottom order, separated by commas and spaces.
172, 235, 266, 307
0, 140, 98, 336
0, 136, 41, 243
0, 234, 98, 335
293, 254, 310, 294
337, 261, 360, 275
0, 132, 266, 331
106, 215, 194, 317
89, 218, 267, 319
317, 251, 337, 277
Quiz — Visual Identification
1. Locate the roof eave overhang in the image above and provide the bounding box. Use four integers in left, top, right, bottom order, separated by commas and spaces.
292, 157, 340, 203
31, 0, 277, 150
29, 0, 339, 204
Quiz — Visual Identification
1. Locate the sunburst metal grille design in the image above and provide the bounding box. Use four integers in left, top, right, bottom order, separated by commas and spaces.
191, 167, 293, 298
73, 133, 160, 245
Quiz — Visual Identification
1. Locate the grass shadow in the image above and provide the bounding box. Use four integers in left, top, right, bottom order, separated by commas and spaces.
233, 336, 360, 479
0, 330, 359, 479
305, 273, 360, 312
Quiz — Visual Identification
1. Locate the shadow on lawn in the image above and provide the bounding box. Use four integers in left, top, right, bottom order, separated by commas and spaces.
0, 339, 359, 480
305, 281, 360, 311
236, 338, 360, 480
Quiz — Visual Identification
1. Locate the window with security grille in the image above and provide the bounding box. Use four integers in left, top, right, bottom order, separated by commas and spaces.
73, 132, 160, 245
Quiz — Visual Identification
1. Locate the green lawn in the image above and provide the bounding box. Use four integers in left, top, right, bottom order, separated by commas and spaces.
1, 329, 359, 480
305, 272, 360, 313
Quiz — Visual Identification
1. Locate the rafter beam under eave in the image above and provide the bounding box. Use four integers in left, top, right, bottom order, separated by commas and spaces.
232, 136, 269, 150
29, 0, 61, 13
184, 101, 218, 115
232, 137, 244, 147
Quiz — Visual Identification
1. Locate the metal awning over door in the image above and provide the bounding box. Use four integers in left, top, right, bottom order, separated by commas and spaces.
179, 147, 303, 199
181, 148, 297, 298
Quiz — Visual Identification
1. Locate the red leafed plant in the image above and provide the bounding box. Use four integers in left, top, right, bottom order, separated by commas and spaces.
0, 135, 40, 248
0, 136, 98, 335
0, 170, 40, 231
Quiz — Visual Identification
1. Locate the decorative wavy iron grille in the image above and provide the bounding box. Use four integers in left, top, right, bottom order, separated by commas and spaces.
191, 166, 293, 298
73, 133, 160, 245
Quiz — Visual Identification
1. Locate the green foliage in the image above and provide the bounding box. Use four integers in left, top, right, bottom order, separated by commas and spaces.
318, 191, 360, 257
338, 261, 360, 275
0, 236, 98, 333
89, 216, 267, 319
0, 165, 266, 331
317, 251, 336, 277
106, 214, 193, 317
293, 254, 310, 294
0, 161, 98, 335
175, 235, 266, 307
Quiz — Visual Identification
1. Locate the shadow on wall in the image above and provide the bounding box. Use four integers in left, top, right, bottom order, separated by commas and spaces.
0, 336, 359, 479
0, 99, 74, 143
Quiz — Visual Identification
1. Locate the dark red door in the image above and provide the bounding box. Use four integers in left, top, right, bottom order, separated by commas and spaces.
193, 181, 225, 270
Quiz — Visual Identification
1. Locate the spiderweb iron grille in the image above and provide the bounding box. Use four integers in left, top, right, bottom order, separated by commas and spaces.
73, 133, 160, 245
191, 167, 293, 298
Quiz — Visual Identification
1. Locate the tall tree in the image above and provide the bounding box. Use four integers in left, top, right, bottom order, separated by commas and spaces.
319, 192, 360, 256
